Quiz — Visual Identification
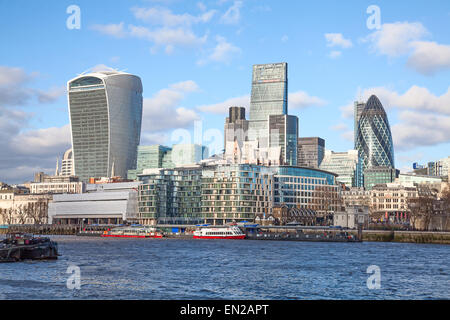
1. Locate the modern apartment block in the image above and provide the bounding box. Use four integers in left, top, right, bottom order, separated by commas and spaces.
319, 150, 363, 187
137, 163, 338, 225
297, 137, 325, 168
67, 70, 143, 182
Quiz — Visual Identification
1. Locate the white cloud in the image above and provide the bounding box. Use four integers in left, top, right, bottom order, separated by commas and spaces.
128, 25, 208, 52
325, 33, 353, 49
392, 111, 450, 151
197, 94, 250, 114
220, 1, 243, 25
142, 81, 201, 133
407, 41, 450, 75
289, 91, 326, 109
197, 90, 325, 114
364, 21, 450, 75
365, 21, 428, 57
91, 22, 127, 38
281, 35, 288, 43
197, 36, 241, 65
359, 85, 450, 115
0, 66, 65, 106
131, 7, 216, 26
328, 50, 342, 59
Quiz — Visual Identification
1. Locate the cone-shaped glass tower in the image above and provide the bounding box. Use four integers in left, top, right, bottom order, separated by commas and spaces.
355, 95, 395, 170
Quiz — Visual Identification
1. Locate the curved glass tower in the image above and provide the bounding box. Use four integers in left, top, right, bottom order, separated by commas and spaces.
67, 71, 143, 182
355, 95, 395, 170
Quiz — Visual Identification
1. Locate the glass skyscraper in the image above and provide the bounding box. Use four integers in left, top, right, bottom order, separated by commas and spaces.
248, 63, 288, 148
355, 95, 395, 170
68, 71, 143, 182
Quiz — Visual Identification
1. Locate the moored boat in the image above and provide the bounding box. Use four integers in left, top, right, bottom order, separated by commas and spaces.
101, 226, 164, 238
193, 225, 245, 239
0, 233, 59, 262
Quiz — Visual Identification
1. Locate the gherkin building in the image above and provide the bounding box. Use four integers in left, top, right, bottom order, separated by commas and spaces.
355, 95, 395, 170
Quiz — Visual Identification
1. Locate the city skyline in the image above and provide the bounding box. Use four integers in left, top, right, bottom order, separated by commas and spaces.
1, 0, 450, 183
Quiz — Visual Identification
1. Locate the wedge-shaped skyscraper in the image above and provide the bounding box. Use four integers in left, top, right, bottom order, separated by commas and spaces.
67, 71, 143, 182
355, 95, 395, 170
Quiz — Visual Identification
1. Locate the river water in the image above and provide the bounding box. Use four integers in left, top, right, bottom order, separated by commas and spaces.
0, 236, 449, 300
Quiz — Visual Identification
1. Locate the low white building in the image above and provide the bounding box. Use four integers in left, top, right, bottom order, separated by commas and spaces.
48, 181, 141, 225
334, 205, 369, 229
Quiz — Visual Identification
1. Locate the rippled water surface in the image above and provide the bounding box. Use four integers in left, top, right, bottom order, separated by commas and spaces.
0, 236, 449, 300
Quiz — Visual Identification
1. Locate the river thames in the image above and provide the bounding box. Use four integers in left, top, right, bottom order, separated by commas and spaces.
0, 236, 449, 300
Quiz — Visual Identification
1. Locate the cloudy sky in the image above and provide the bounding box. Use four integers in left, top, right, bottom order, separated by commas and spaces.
1, 0, 449, 183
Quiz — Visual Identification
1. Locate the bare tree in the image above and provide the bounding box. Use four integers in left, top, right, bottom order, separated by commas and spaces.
0, 208, 15, 225
16, 204, 29, 224
27, 199, 48, 225
408, 196, 435, 231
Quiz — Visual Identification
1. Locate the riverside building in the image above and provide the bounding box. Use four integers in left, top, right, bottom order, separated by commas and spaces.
67, 70, 143, 182
137, 164, 338, 226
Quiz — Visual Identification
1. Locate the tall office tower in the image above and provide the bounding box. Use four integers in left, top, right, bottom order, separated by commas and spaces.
224, 106, 249, 159
354, 101, 365, 147
248, 63, 288, 148
68, 70, 143, 182
268, 115, 298, 165
297, 137, 325, 168
319, 150, 363, 187
355, 95, 394, 171
60, 148, 75, 176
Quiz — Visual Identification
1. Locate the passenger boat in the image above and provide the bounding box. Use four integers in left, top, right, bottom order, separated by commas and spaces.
193, 225, 245, 239
101, 226, 163, 238
0, 233, 59, 263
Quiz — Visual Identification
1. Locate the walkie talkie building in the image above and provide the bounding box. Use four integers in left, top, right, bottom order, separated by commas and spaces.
355, 95, 395, 170
67, 71, 143, 182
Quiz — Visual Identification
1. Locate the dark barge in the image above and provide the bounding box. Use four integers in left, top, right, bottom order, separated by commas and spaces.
0, 233, 59, 262
242, 225, 362, 242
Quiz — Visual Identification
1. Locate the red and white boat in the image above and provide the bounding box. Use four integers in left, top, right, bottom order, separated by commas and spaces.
101, 226, 163, 238
193, 225, 245, 239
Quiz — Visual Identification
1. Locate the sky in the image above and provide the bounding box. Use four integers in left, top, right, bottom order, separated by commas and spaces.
0, 0, 449, 184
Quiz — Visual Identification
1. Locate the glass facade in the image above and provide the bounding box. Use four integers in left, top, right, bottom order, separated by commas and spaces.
355, 95, 395, 170
297, 137, 325, 168
319, 150, 363, 187
268, 115, 298, 166
364, 166, 399, 190
248, 63, 288, 148
127, 145, 172, 180
68, 72, 143, 182
137, 164, 339, 225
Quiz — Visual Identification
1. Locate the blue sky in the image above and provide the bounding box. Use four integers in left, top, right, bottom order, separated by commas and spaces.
1, 0, 449, 183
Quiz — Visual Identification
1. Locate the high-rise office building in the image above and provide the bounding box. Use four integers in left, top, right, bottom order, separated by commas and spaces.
268, 115, 298, 166
364, 166, 399, 190
248, 63, 288, 148
224, 106, 249, 161
60, 148, 75, 177
354, 101, 365, 147
67, 70, 143, 182
319, 150, 363, 187
297, 137, 325, 168
355, 95, 395, 170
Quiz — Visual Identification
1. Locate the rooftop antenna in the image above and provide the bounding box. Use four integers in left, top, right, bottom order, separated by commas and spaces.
357, 87, 363, 103
55, 157, 59, 176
